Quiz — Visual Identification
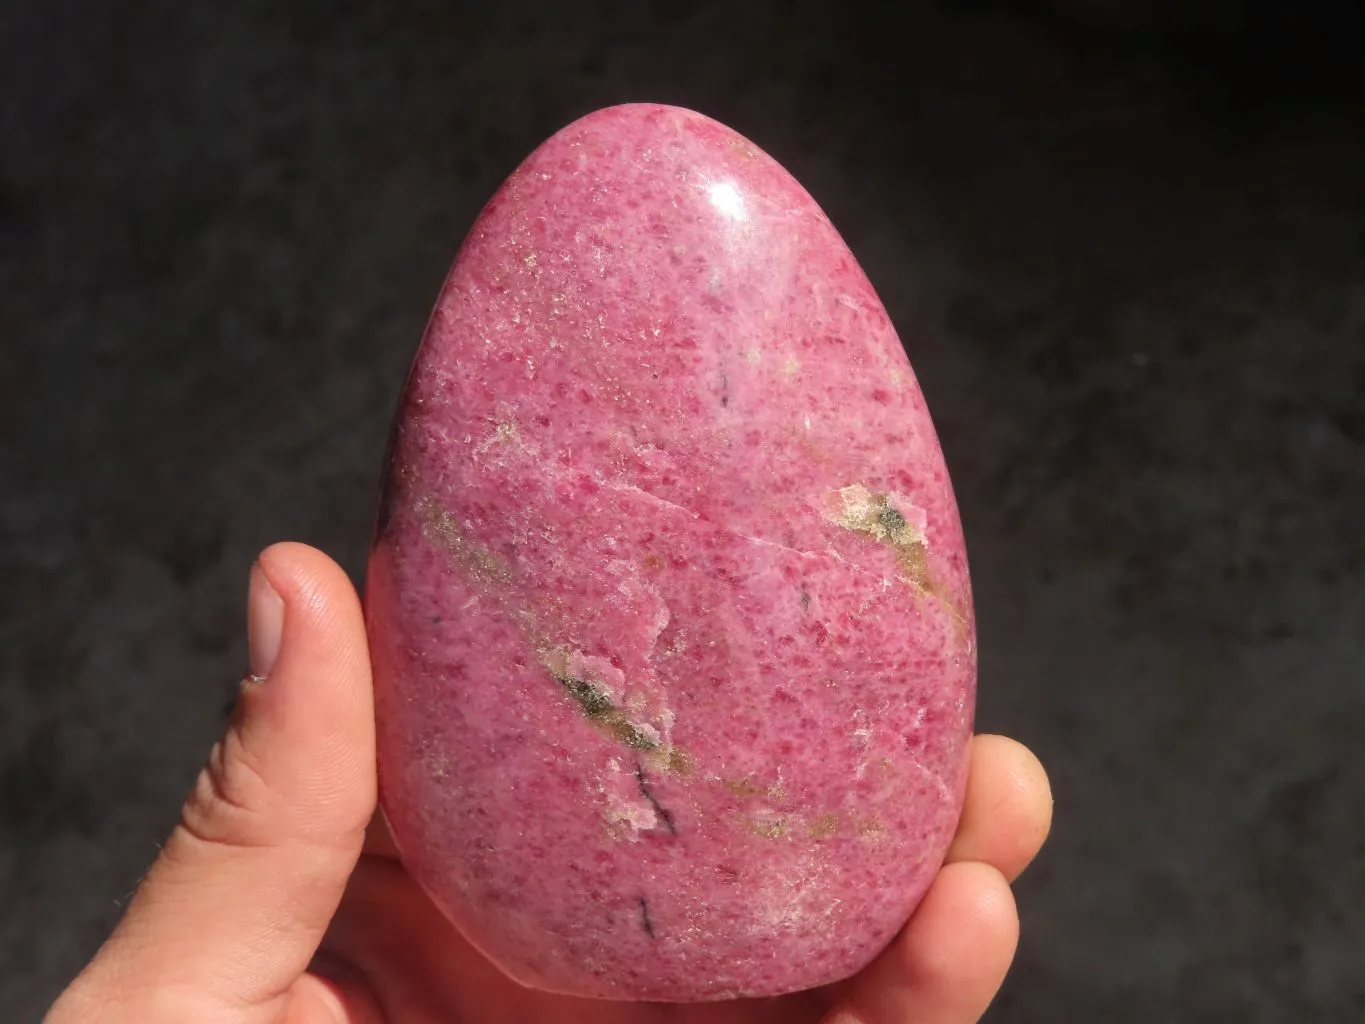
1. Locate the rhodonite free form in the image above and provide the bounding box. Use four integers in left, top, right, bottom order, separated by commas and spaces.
365, 103, 976, 1002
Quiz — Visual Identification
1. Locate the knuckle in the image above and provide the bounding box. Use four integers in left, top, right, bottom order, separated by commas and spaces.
177, 727, 281, 850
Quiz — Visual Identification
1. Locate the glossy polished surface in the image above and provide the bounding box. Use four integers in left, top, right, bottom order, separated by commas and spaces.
365, 103, 976, 1000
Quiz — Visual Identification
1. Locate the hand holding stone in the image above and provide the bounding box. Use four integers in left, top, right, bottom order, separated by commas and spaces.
45, 543, 1051, 1024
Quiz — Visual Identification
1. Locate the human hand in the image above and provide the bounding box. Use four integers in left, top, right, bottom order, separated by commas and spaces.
46, 542, 1052, 1024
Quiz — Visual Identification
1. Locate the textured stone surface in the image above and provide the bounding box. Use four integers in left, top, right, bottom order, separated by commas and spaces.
365, 104, 975, 1000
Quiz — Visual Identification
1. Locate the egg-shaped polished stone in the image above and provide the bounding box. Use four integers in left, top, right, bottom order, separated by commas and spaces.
365, 103, 976, 1002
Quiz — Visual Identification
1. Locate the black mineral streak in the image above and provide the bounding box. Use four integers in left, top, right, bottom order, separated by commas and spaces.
560, 674, 615, 719
638, 896, 657, 940
634, 760, 678, 836
547, 663, 663, 752
875, 499, 909, 537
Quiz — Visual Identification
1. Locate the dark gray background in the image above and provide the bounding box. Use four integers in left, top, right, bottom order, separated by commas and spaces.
4, 1, 1363, 1020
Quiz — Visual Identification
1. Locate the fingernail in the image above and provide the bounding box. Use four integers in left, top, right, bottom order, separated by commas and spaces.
248, 560, 284, 680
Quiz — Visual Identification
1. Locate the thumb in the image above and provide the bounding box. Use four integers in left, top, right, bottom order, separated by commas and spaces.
48, 543, 376, 1024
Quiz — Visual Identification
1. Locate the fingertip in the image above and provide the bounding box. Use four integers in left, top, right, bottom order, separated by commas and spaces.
948, 734, 1053, 881
833, 861, 1019, 1023
288, 974, 351, 1024
257, 542, 365, 639
1003, 738, 1053, 870
248, 542, 376, 829
255, 543, 372, 724
304, 957, 389, 1024
899, 862, 1019, 995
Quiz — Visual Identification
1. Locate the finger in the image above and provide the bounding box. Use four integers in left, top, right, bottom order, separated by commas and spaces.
823, 861, 1019, 1024
49, 543, 376, 1024
946, 734, 1052, 881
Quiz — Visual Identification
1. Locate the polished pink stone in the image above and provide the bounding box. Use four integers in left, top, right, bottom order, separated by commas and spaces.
364, 103, 976, 1002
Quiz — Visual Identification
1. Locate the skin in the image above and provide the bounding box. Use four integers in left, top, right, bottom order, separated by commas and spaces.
46, 542, 1053, 1024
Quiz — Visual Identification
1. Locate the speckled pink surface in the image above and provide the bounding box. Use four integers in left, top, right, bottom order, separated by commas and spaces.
364, 103, 976, 1001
